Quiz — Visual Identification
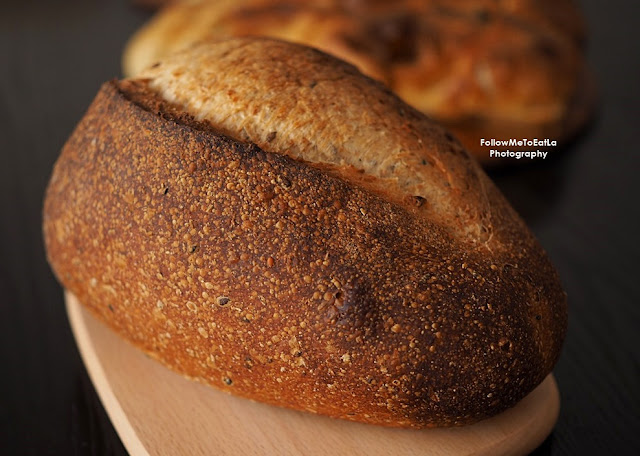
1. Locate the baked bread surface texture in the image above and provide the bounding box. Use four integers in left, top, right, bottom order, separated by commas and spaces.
122, 0, 593, 162
44, 38, 567, 427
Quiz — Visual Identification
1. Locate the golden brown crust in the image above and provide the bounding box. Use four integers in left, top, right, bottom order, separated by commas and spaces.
44, 39, 566, 428
133, 38, 494, 244
122, 0, 592, 162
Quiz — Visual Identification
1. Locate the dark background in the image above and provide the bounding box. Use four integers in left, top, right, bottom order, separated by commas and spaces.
1, 0, 638, 454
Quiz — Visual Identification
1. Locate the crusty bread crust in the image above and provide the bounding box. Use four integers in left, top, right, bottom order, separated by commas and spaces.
44, 38, 566, 427
122, 0, 593, 162
134, 38, 495, 243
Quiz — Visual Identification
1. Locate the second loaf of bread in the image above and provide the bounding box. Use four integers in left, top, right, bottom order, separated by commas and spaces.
43, 38, 567, 427
122, 0, 594, 162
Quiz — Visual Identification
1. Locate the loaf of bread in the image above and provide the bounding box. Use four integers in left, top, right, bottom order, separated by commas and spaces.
122, 0, 594, 163
44, 38, 567, 427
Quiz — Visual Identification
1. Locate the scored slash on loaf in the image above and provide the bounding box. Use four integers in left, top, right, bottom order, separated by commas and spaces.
43, 37, 567, 428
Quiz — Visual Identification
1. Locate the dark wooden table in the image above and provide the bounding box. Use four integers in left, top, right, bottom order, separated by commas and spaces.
1, 0, 638, 454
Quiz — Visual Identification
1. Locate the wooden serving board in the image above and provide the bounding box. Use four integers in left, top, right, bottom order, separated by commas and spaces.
65, 291, 559, 456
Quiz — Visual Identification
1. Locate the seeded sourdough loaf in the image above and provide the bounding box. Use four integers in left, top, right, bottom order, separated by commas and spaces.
44, 38, 567, 428
122, 0, 594, 162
